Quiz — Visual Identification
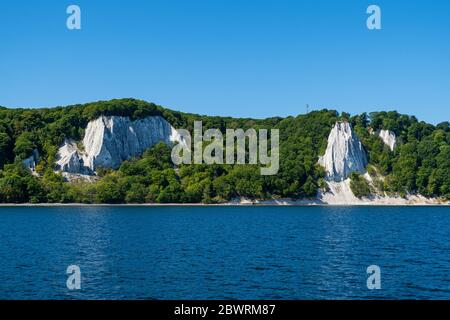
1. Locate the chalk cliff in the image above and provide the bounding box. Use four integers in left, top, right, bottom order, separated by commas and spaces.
56, 139, 93, 175
22, 149, 40, 176
379, 129, 397, 151
56, 115, 184, 175
318, 122, 368, 182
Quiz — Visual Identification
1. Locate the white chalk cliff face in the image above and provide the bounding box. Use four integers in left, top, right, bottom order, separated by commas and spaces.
23, 149, 40, 176
378, 129, 397, 151
318, 122, 368, 182
56, 115, 185, 175
56, 139, 93, 175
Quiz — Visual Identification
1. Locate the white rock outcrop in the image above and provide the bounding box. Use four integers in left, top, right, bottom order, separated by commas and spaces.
56, 115, 185, 175
22, 149, 40, 176
318, 122, 368, 182
379, 129, 397, 151
56, 139, 93, 175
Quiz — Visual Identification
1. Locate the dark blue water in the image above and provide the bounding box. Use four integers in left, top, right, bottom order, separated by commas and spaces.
0, 206, 449, 300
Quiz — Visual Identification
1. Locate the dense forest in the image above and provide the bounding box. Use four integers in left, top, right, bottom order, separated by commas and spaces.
0, 98, 449, 203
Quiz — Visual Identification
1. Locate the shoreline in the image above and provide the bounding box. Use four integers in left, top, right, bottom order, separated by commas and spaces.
0, 202, 448, 207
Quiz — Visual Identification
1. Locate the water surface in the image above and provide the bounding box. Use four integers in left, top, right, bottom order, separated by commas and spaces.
0, 206, 449, 299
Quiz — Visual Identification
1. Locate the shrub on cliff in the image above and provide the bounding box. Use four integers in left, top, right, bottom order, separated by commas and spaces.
349, 172, 371, 198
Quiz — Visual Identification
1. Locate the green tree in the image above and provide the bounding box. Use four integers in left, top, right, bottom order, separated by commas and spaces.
349, 172, 371, 198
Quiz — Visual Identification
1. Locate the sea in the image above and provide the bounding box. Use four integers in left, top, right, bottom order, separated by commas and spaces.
0, 206, 449, 299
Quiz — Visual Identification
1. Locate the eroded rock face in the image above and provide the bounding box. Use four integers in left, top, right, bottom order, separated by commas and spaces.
22, 149, 40, 176
318, 122, 368, 181
55, 115, 184, 175
379, 129, 396, 151
56, 139, 93, 175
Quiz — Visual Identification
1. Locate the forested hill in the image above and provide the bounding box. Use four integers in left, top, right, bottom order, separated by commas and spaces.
0, 98, 449, 203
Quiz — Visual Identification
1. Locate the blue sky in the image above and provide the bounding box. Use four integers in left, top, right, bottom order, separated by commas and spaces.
0, 0, 449, 124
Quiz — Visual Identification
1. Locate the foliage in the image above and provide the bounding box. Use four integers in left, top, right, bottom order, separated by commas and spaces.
349, 172, 371, 198
0, 99, 449, 203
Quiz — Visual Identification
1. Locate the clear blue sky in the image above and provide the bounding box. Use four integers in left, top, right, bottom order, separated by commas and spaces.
1, 0, 449, 124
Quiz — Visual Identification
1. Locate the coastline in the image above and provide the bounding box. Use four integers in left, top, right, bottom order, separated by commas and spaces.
0, 199, 448, 207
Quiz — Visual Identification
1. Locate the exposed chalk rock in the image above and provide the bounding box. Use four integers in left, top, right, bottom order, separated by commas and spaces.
55, 115, 185, 175
60, 172, 99, 183
379, 129, 397, 151
319, 178, 360, 204
56, 139, 93, 175
318, 121, 368, 181
22, 149, 40, 175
